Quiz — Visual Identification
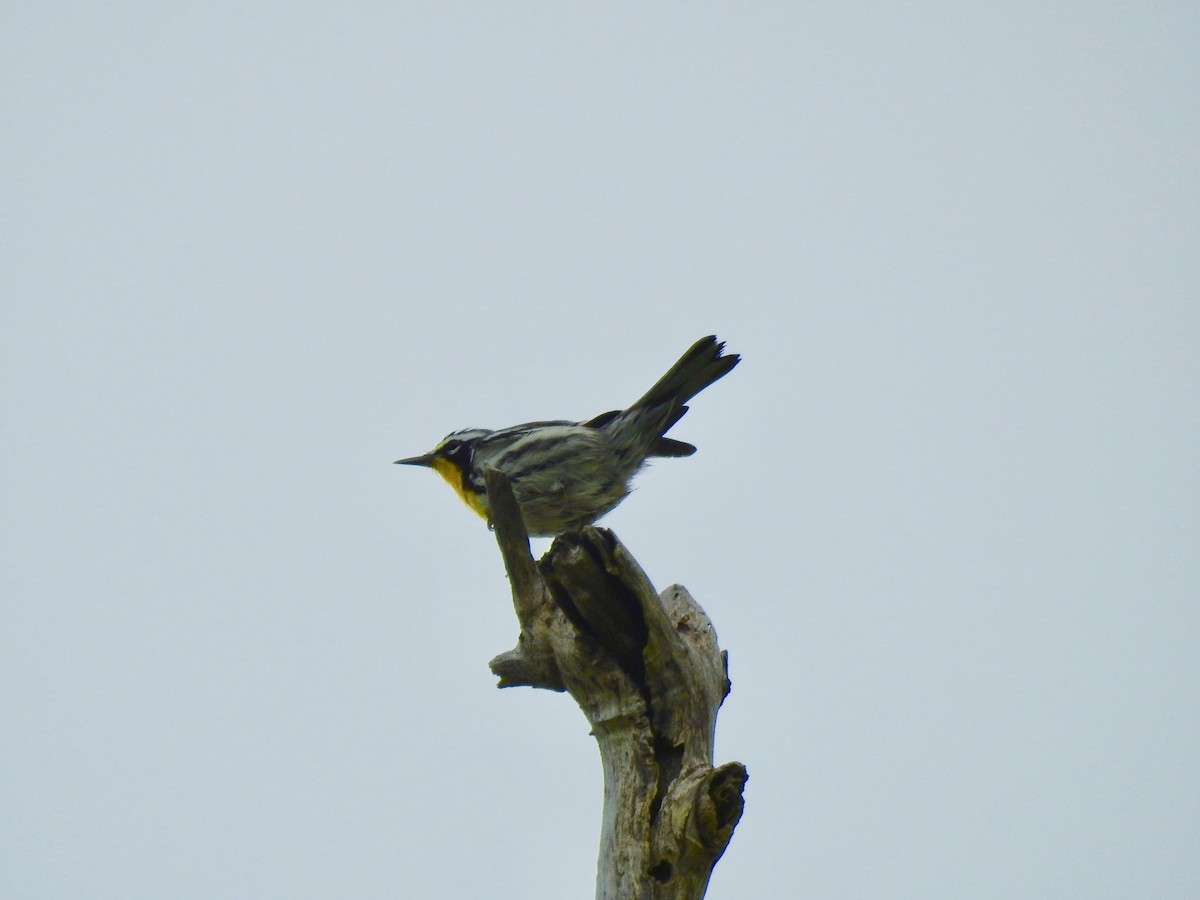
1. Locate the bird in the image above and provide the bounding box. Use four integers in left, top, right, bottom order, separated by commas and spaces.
394, 335, 740, 537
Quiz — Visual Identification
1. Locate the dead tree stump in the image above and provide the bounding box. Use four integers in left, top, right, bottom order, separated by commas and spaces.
484, 468, 747, 900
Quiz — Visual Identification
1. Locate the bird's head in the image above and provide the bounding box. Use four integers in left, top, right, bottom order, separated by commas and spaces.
394, 428, 491, 517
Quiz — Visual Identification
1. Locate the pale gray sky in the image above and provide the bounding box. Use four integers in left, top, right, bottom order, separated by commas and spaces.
3, 4, 1197, 898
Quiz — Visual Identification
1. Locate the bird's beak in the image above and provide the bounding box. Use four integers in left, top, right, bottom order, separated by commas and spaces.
394, 453, 435, 467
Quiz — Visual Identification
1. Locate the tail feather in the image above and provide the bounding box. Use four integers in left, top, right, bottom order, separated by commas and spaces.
630, 335, 740, 414
652, 437, 697, 457
603, 335, 739, 459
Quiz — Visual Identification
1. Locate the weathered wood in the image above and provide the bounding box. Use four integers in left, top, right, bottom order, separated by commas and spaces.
484, 468, 746, 900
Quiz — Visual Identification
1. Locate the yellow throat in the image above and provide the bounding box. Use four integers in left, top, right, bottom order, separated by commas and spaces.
430, 456, 487, 519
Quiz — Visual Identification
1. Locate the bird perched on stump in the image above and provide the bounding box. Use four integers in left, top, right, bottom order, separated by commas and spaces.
395, 335, 740, 537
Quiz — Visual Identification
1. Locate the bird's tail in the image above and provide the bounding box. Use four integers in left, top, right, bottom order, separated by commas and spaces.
597, 335, 740, 459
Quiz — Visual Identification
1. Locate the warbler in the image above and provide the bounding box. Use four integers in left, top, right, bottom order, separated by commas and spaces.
395, 335, 740, 536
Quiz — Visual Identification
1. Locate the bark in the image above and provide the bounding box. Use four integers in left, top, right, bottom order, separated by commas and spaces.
485, 468, 747, 900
